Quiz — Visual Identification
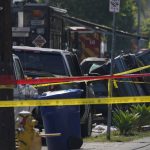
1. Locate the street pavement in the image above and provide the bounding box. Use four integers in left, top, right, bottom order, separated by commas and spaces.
42, 136, 150, 150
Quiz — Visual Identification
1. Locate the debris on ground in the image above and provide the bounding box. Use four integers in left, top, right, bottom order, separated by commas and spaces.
91, 124, 117, 137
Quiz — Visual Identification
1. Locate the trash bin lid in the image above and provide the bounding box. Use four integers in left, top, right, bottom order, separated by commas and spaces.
38, 89, 83, 99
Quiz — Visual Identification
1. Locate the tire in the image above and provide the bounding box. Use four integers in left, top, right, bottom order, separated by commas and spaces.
80, 83, 94, 137
81, 111, 92, 137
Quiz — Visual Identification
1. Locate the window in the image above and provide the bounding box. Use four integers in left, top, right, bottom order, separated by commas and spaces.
14, 51, 68, 76
13, 58, 24, 80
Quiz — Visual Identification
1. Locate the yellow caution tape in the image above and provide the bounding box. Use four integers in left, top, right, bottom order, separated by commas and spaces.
0, 85, 15, 89
108, 79, 111, 97
0, 65, 149, 89
106, 65, 150, 92
33, 81, 80, 88
113, 80, 118, 88
114, 80, 150, 84
0, 96, 149, 107
32, 65, 150, 88
115, 65, 150, 75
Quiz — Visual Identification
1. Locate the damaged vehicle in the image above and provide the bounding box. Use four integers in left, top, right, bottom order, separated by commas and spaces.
90, 53, 149, 96
135, 49, 150, 95
88, 51, 150, 118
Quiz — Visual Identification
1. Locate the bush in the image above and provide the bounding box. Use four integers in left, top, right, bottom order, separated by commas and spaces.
130, 104, 150, 131
113, 109, 139, 135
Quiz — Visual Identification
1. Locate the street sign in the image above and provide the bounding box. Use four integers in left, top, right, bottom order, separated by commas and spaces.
109, 0, 120, 13
32, 35, 46, 47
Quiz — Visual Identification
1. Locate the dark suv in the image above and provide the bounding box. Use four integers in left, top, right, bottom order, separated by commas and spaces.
13, 46, 95, 137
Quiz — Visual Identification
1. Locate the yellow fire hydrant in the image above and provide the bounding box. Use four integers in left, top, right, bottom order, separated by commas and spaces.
16, 111, 42, 150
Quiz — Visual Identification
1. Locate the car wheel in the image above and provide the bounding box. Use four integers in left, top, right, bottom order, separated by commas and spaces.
81, 111, 92, 137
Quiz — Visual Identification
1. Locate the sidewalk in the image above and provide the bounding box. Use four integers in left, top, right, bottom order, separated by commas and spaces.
42, 137, 150, 150
81, 137, 150, 150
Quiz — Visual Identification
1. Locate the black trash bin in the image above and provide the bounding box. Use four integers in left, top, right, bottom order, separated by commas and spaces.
39, 89, 83, 150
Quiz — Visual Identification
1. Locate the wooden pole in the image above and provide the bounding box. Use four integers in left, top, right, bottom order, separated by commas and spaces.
0, 0, 16, 149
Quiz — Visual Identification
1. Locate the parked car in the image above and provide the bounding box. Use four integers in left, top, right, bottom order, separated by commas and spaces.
13, 46, 95, 137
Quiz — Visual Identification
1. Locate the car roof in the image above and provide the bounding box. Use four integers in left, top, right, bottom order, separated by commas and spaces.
12, 46, 72, 55
80, 57, 107, 64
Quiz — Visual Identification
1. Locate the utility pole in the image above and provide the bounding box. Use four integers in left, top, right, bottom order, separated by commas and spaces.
107, 0, 120, 140
107, 11, 116, 141
137, 0, 141, 51
0, 0, 16, 150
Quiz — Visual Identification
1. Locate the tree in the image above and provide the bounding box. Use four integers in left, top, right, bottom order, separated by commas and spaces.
47, 0, 136, 31
38, 0, 149, 52
141, 18, 150, 48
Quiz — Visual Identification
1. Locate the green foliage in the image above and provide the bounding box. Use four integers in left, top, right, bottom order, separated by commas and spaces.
113, 109, 139, 135
59, 0, 112, 26
49, 0, 137, 32
141, 18, 150, 36
117, 0, 137, 32
53, 0, 138, 54
37, 0, 45, 3
130, 104, 150, 130
40, 0, 150, 51
113, 104, 150, 136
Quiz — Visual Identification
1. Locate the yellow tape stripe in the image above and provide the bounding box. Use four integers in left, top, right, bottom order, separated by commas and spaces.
33, 81, 80, 87
0, 85, 14, 89
0, 96, 150, 107
115, 80, 150, 84
32, 65, 150, 88
115, 65, 150, 75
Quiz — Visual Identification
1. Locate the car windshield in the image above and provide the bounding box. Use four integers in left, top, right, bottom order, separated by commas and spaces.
80, 60, 106, 74
14, 51, 68, 76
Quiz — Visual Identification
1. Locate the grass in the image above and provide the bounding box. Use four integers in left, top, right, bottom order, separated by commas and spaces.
83, 130, 150, 142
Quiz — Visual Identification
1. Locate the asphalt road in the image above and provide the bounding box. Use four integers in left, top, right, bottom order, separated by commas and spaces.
42, 137, 150, 150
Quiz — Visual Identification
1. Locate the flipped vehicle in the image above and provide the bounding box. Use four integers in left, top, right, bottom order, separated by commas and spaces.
90, 53, 148, 96
135, 49, 150, 95
89, 52, 150, 118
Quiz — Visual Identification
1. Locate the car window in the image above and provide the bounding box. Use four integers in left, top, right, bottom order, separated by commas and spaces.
14, 51, 68, 76
13, 58, 25, 80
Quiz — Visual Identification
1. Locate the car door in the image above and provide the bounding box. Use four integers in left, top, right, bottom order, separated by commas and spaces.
13, 55, 38, 119
113, 54, 146, 96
